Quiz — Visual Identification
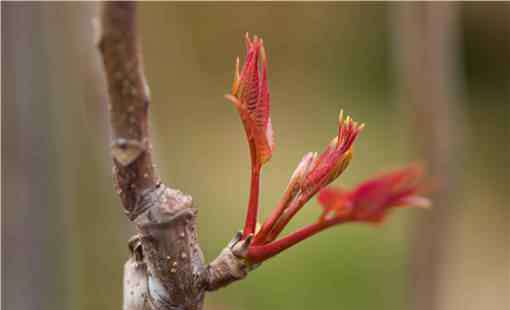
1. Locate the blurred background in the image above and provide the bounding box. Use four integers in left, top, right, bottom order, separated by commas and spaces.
3, 2, 509, 310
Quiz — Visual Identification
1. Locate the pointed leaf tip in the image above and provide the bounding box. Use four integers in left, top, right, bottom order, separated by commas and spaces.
227, 33, 274, 166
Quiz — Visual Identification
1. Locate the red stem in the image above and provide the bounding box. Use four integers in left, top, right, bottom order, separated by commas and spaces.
253, 168, 331, 244
243, 162, 261, 238
252, 187, 295, 245
247, 217, 349, 263
264, 191, 312, 242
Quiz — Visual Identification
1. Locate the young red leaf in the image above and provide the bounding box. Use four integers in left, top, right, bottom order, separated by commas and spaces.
318, 164, 430, 223
226, 33, 274, 166
302, 110, 364, 196
226, 34, 275, 238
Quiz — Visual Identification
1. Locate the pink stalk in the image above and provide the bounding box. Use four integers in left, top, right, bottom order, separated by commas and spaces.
252, 188, 294, 245
247, 216, 349, 263
264, 192, 313, 242
243, 161, 262, 238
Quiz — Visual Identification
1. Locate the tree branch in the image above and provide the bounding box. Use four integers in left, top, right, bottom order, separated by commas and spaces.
99, 1, 156, 219
98, 3, 254, 310
98, 3, 425, 309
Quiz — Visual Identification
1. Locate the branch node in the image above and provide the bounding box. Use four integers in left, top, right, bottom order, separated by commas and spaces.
112, 138, 146, 166
205, 232, 260, 291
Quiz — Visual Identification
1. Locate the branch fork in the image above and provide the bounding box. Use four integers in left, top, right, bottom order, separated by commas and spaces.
205, 232, 260, 291
99, 4, 430, 310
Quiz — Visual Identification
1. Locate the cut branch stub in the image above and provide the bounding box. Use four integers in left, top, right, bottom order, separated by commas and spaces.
124, 235, 150, 310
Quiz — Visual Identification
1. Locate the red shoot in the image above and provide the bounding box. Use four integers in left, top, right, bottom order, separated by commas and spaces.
247, 165, 429, 263
225, 34, 430, 264
226, 34, 274, 238
252, 111, 364, 245
302, 110, 364, 197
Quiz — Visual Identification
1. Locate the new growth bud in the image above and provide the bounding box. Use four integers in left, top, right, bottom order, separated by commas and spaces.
227, 34, 274, 238
226, 33, 274, 166
286, 152, 318, 198
302, 110, 364, 196
223, 34, 429, 265
249, 112, 364, 249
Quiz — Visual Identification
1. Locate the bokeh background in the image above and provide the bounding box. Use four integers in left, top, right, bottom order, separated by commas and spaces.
3, 2, 509, 310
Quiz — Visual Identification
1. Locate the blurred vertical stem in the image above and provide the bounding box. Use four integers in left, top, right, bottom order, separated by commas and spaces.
3, 3, 58, 310
393, 3, 465, 310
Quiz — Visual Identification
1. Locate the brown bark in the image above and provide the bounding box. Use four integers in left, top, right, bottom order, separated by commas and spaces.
98, 3, 251, 309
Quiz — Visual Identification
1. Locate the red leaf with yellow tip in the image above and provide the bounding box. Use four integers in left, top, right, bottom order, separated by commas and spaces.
226, 33, 274, 165
302, 110, 364, 195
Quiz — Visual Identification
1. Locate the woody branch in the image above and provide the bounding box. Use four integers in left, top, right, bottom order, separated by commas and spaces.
98, 3, 254, 310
